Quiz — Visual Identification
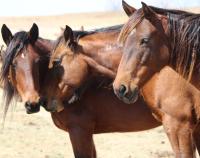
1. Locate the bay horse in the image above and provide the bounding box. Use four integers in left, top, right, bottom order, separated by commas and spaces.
1, 24, 161, 157
113, 1, 200, 157
0, 24, 54, 115
43, 24, 162, 157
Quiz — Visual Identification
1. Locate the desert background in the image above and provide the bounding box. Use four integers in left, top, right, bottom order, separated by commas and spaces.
0, 7, 199, 158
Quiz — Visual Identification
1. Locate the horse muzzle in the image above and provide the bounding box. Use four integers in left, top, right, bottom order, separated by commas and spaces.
42, 99, 57, 112
114, 84, 139, 104
25, 101, 40, 114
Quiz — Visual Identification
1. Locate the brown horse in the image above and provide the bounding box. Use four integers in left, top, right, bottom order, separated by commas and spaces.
0, 24, 54, 115
113, 2, 200, 103
1, 24, 161, 157
43, 24, 162, 158
113, 2, 200, 157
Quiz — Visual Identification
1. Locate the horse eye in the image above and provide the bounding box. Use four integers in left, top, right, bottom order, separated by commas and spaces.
140, 38, 149, 45
52, 59, 61, 67
15, 43, 21, 50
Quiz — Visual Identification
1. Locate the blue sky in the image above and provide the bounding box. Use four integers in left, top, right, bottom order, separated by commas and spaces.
0, 0, 199, 17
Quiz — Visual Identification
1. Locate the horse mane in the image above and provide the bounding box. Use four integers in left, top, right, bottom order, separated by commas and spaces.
0, 45, 5, 61
1, 32, 29, 81
54, 25, 123, 49
74, 24, 123, 39
149, 6, 193, 15
168, 13, 200, 79
0, 31, 29, 119
118, 6, 200, 80
118, 6, 196, 44
118, 8, 144, 45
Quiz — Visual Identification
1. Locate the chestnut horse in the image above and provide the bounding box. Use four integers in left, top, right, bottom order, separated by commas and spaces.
1, 24, 161, 157
114, 2, 200, 102
113, 1, 200, 158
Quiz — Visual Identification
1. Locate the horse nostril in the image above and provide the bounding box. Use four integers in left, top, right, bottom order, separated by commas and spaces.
119, 85, 127, 96
25, 101, 40, 114
25, 101, 31, 108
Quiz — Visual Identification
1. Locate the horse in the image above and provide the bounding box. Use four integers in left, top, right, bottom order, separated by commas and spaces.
113, 1, 200, 103
42, 24, 163, 157
0, 24, 54, 115
1, 24, 161, 157
113, 1, 200, 157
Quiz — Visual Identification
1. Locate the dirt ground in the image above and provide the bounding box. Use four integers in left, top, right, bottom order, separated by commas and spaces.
0, 8, 199, 158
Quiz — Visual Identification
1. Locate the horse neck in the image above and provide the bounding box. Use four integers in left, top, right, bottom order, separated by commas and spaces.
168, 36, 200, 89
79, 31, 123, 78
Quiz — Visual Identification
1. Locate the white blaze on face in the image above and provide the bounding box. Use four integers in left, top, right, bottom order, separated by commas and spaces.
21, 53, 25, 59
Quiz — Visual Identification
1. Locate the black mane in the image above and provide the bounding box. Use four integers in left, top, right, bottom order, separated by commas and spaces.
147, 6, 200, 79
1, 31, 31, 119
1, 31, 29, 82
167, 12, 200, 79
54, 24, 123, 52
150, 6, 196, 15
73, 24, 123, 39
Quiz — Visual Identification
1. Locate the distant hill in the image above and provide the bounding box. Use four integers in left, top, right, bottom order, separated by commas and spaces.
185, 7, 200, 13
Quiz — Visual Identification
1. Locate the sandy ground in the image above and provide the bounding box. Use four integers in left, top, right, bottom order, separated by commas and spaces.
0, 8, 199, 158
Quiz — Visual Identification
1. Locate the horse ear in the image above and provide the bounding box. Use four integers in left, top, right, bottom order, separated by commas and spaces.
141, 2, 157, 20
64, 25, 74, 43
122, 0, 136, 17
1, 24, 13, 46
29, 23, 39, 43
